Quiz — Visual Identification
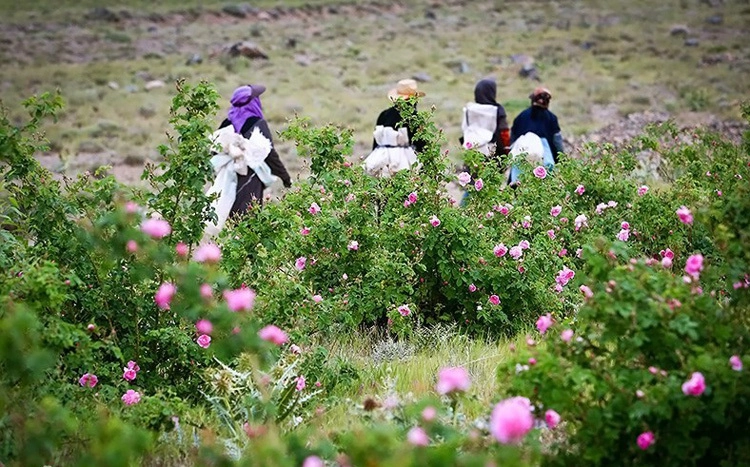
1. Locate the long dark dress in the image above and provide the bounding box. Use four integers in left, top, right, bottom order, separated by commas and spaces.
218, 117, 292, 216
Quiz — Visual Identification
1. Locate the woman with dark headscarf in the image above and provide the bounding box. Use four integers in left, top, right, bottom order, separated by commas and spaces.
217, 84, 292, 215
461, 79, 511, 159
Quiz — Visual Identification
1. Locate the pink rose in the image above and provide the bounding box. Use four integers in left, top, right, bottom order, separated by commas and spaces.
555, 266, 575, 287
290, 344, 302, 354
408, 192, 418, 204
579, 285, 594, 299
398, 304, 411, 316
730, 355, 743, 371
547, 229, 555, 239
521, 216, 531, 229
519, 240, 530, 250
258, 325, 289, 345
474, 179, 484, 191
533, 166, 547, 179
308, 202, 321, 215
616, 229, 630, 241
125, 201, 139, 214
561, 329, 574, 342
550, 205, 562, 217
574, 184, 585, 195
407, 426, 429, 446
489, 294, 500, 306
457, 172, 471, 187
140, 217, 171, 239
123, 368, 137, 381
422, 406, 437, 422
490, 397, 534, 444
499, 204, 511, 216
300, 226, 311, 235
126, 240, 138, 253
296, 375, 306, 391
637, 185, 649, 196
224, 287, 256, 312
685, 254, 704, 278
509, 246, 523, 260
536, 313, 553, 334
545, 409, 561, 428
468, 284, 477, 292
681, 372, 706, 396
127, 360, 140, 372
121, 389, 141, 406
676, 206, 693, 225
429, 215, 441, 227
175, 242, 189, 257
196, 319, 213, 334
621, 221, 630, 230
154, 282, 176, 310
574, 214, 588, 231
295, 256, 307, 271
302, 456, 324, 467
637, 431, 655, 450
312, 294, 323, 303
493, 244, 508, 257
200, 283, 213, 299
194, 243, 222, 263
435, 366, 471, 395
79, 373, 98, 388
196, 334, 211, 348
661, 248, 675, 259
661, 257, 673, 268
348, 240, 359, 251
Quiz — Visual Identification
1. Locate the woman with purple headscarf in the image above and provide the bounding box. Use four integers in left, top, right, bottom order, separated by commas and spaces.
218, 84, 292, 215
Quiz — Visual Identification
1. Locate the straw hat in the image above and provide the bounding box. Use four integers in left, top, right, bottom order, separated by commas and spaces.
387, 79, 426, 100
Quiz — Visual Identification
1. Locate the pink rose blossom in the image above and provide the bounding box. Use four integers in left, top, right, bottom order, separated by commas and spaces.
154, 282, 176, 310
550, 205, 562, 217
545, 409, 561, 428
429, 215, 441, 227
296, 375, 306, 391
122, 389, 141, 406
493, 244, 508, 257
499, 204, 511, 216
556, 266, 576, 287
127, 361, 139, 372
408, 192, 418, 204
223, 287, 256, 312
468, 284, 477, 292
617, 229, 630, 242
561, 329, 574, 342
457, 172, 471, 187
290, 344, 302, 354
730, 355, 743, 371
519, 240, 530, 250
79, 373, 98, 388
528, 357, 537, 366
490, 397, 534, 444
489, 295, 500, 306
685, 254, 704, 278
302, 456, 324, 467
196, 319, 213, 334
574, 184, 585, 195
87, 324, 96, 331
407, 426, 429, 446
547, 229, 555, 239
536, 313, 553, 334
123, 368, 137, 381
636, 389, 645, 398
141, 218, 171, 239
661, 248, 675, 259
435, 366, 471, 395
300, 226, 311, 235
308, 202, 321, 215
662, 257, 673, 268
522, 216, 532, 229
474, 179, 484, 191
125, 201, 139, 213
637, 431, 655, 450
196, 334, 211, 348
579, 284, 594, 299
509, 246, 523, 260
398, 305, 412, 316
576, 248, 583, 258
533, 166, 547, 179
295, 256, 307, 271
681, 372, 706, 396
194, 243, 221, 263
422, 406, 437, 422
574, 214, 588, 231
676, 206, 693, 225
621, 221, 630, 230
312, 294, 323, 303
558, 249, 568, 257
258, 325, 289, 345
348, 240, 359, 251
200, 283, 213, 299
403, 199, 412, 208
648, 366, 659, 375
126, 240, 138, 253
637, 185, 649, 196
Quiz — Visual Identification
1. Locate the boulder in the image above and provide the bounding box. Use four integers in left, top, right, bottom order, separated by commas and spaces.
222, 4, 257, 18
227, 41, 269, 59
670, 24, 690, 36
412, 72, 432, 83
85, 7, 120, 22
186, 53, 203, 65
144, 80, 166, 91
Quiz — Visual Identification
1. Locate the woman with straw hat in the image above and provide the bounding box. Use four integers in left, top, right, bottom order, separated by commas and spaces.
364, 79, 427, 178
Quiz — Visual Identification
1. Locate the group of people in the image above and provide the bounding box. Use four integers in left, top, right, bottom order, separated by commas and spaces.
205, 78, 564, 233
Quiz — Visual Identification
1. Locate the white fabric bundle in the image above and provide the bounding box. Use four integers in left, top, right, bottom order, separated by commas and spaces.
364, 125, 418, 178
461, 103, 498, 155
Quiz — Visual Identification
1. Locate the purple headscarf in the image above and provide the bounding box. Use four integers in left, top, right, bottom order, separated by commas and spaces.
227, 85, 264, 133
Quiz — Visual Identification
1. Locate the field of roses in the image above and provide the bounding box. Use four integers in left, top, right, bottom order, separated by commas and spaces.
1, 82, 749, 466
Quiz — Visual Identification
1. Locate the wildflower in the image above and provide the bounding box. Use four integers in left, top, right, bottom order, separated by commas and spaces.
561, 329, 574, 342
122, 389, 142, 406
474, 179, 484, 191
141, 218, 171, 238
196, 334, 211, 348
533, 166, 547, 179
545, 409, 561, 428
574, 184, 585, 195
175, 242, 188, 256
154, 282, 176, 310
296, 375, 306, 391
308, 202, 321, 215
637, 431, 655, 450
295, 256, 307, 271
259, 325, 289, 345
224, 287, 256, 312
681, 372, 706, 396
730, 355, 743, 371
196, 319, 213, 334
457, 172, 471, 187
429, 215, 441, 227
550, 205, 562, 217
493, 244, 508, 257
398, 304, 411, 316
407, 427, 429, 446
435, 366, 471, 395
536, 313, 553, 334
79, 373, 98, 388
194, 243, 221, 263
348, 240, 359, 251
676, 206, 693, 225
685, 254, 704, 279
490, 397, 533, 444
637, 185, 649, 196
489, 295, 500, 306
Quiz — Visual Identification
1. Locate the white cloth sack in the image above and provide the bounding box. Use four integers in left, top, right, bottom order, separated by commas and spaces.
505, 132, 546, 186
204, 126, 274, 236
364, 126, 418, 178
461, 103, 497, 155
